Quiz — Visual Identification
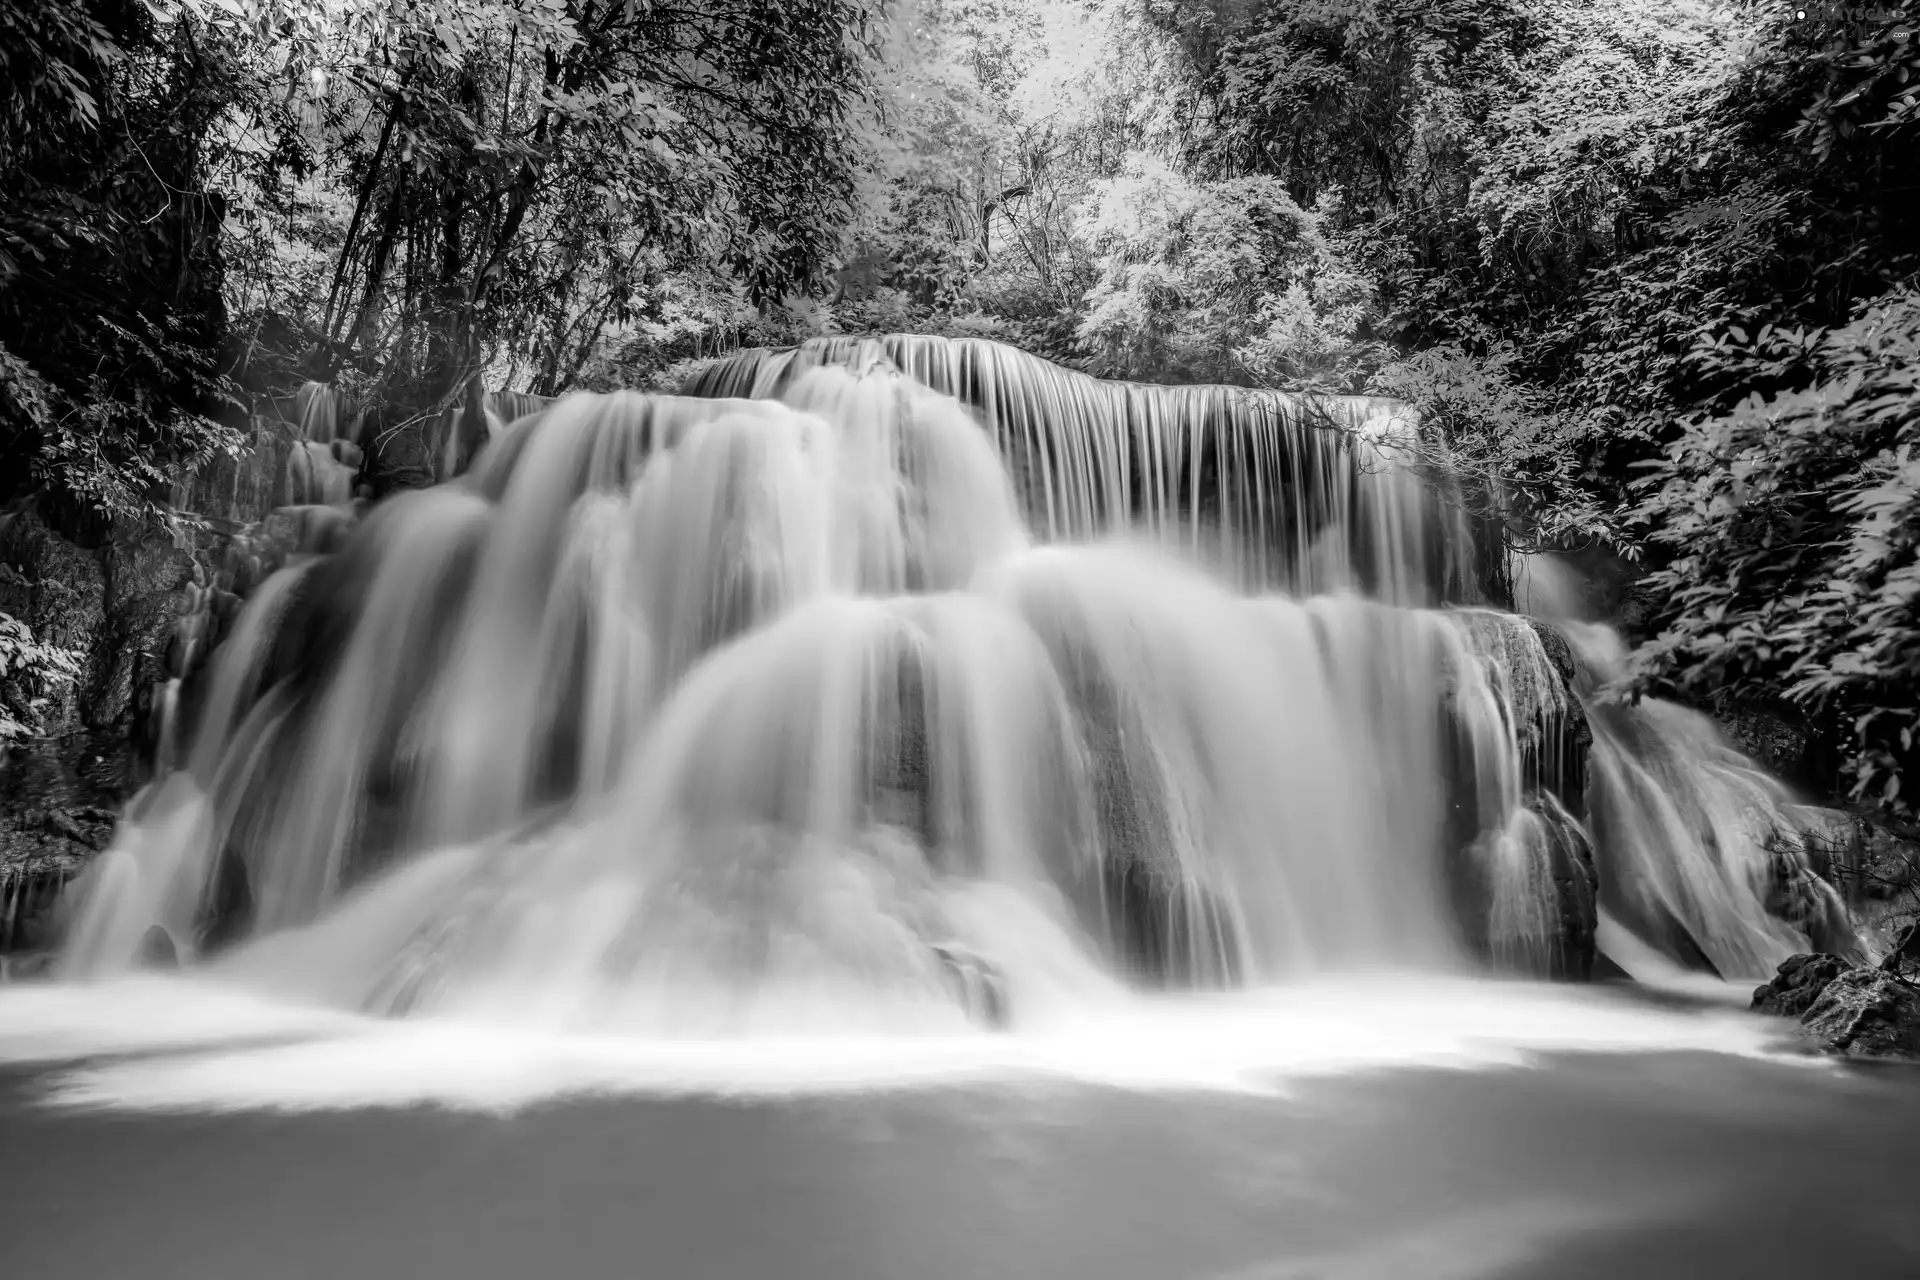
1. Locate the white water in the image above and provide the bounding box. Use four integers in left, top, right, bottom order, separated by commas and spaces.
0, 970, 1804, 1113
23, 336, 1865, 1071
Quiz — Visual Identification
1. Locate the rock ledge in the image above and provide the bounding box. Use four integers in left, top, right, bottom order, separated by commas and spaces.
1752, 952, 1920, 1061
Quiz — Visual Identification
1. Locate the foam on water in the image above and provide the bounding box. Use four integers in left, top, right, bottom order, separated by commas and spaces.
19, 339, 1870, 1094
0, 972, 1807, 1115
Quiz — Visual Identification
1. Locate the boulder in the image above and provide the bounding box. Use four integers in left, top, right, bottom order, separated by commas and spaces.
1449, 794, 1598, 982
1709, 694, 1823, 795
138, 924, 180, 970
0, 952, 54, 983
932, 943, 1009, 1029
1514, 617, 1593, 814
1751, 952, 1850, 1018
1439, 613, 1599, 981
1799, 968, 1920, 1061
1763, 854, 1868, 963
1098, 856, 1243, 989
1536, 797, 1599, 981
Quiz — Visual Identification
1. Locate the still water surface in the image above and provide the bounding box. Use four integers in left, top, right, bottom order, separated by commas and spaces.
2, 977, 1917, 1280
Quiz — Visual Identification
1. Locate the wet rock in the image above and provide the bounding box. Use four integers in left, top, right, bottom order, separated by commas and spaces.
0, 952, 55, 983
1881, 922, 1920, 975
1752, 952, 1850, 1018
1448, 793, 1598, 982
1035, 650, 1242, 988
1710, 695, 1822, 793
1514, 618, 1593, 814
1538, 797, 1599, 981
196, 846, 255, 954
933, 943, 1008, 1029
1799, 968, 1920, 1061
43, 808, 109, 851
1610, 582, 1666, 648
138, 924, 180, 970
1763, 853, 1867, 963
1440, 613, 1599, 981
0, 863, 79, 953
1099, 857, 1243, 988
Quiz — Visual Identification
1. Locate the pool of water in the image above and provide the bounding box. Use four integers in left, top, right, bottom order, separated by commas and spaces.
2, 976, 1917, 1279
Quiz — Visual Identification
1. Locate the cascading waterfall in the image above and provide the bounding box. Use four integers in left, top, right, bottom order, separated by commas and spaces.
40, 336, 1867, 1032
1567, 624, 1865, 976
687, 336, 1475, 603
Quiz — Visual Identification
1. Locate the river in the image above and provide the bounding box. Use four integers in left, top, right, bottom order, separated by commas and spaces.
2, 974, 1916, 1279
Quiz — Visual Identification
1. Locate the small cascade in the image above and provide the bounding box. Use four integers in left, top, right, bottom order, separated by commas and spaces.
146, 383, 366, 780
685, 336, 1476, 605
38, 341, 1867, 1028
1440, 612, 1597, 979
1567, 624, 1866, 978
0, 865, 70, 973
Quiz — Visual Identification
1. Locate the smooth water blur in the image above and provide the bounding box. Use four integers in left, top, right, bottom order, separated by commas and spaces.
687, 335, 1465, 600
42, 338, 1867, 1044
2, 1001, 1918, 1279
0, 968, 1811, 1111
1510, 553, 1866, 977
5, 336, 1908, 1280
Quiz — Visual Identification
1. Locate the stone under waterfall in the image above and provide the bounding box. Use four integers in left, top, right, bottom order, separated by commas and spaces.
47, 336, 1866, 1034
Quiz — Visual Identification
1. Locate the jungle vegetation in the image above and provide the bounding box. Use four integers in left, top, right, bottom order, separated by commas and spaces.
0, 0, 1915, 817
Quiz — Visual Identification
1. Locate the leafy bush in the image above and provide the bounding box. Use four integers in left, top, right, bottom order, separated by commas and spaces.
1367, 343, 1624, 554
0, 609, 81, 745
1076, 154, 1386, 387
0, 0, 247, 534
1632, 287, 1920, 818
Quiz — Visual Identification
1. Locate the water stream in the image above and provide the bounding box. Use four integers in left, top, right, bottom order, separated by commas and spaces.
2, 335, 1873, 1065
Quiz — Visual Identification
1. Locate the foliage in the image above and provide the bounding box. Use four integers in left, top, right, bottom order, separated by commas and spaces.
201, 0, 881, 403
1632, 288, 1920, 820
6, 0, 1918, 816
0, 610, 82, 744
572, 264, 823, 392
0, 0, 245, 534
1076, 154, 1384, 387
816, 0, 1139, 359
1368, 344, 1620, 551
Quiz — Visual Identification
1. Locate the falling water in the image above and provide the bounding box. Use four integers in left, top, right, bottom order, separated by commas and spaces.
37, 338, 1862, 1032
686, 336, 1476, 604
1567, 624, 1865, 976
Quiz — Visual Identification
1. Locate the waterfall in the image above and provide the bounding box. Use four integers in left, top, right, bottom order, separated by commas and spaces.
43, 337, 1861, 1028
1566, 624, 1866, 976
685, 336, 1476, 605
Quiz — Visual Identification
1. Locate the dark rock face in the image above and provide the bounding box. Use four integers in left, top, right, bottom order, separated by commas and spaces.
0, 395, 362, 953
1, 508, 195, 888
1538, 798, 1600, 981
1752, 952, 1850, 1018
1058, 659, 1243, 988
1097, 857, 1243, 989
1764, 852, 1869, 964
1441, 614, 1598, 981
933, 943, 1008, 1029
1443, 794, 1598, 982
1799, 968, 1920, 1061
138, 924, 180, 970
0, 951, 55, 982
1515, 617, 1593, 815
0, 863, 73, 953
1752, 953, 1920, 1061
1710, 694, 1835, 799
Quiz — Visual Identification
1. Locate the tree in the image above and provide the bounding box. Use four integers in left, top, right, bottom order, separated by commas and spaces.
1075, 153, 1384, 387
1632, 289, 1920, 820
0, 0, 246, 535
209, 0, 881, 406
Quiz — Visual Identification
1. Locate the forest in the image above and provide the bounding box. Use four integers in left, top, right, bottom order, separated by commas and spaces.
1, 0, 1916, 831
